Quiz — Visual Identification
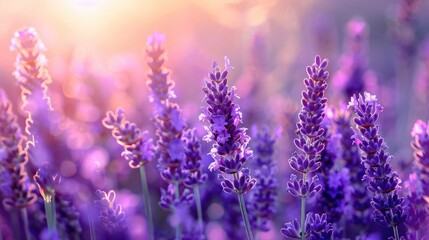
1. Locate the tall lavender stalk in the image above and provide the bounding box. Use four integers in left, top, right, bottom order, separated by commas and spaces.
146, 33, 204, 239
200, 57, 256, 240
281, 56, 332, 240
348, 92, 407, 239
0, 91, 37, 240
10, 27, 53, 148
102, 108, 155, 240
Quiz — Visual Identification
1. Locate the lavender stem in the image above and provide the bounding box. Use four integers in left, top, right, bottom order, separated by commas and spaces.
301, 173, 307, 240
174, 183, 182, 240
21, 208, 30, 240
87, 205, 96, 240
234, 173, 254, 240
139, 166, 155, 240
51, 194, 57, 230
44, 199, 53, 232
193, 186, 203, 228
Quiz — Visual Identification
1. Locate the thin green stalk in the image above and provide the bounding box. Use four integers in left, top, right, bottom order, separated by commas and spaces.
139, 166, 155, 240
44, 198, 53, 233
301, 173, 307, 240
87, 206, 96, 240
193, 186, 203, 228
174, 183, 182, 240
21, 208, 31, 240
51, 193, 56, 230
233, 173, 254, 240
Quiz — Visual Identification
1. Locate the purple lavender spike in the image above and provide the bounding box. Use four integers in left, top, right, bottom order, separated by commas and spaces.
281, 56, 332, 240
349, 92, 406, 239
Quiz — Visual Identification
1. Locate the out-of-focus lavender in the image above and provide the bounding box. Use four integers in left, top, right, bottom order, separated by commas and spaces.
94, 189, 128, 237
146, 33, 207, 239
330, 106, 372, 237
332, 19, 377, 101
247, 126, 280, 233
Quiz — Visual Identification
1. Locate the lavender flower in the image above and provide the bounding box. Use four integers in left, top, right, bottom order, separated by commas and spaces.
183, 128, 207, 188
200, 57, 254, 181
281, 55, 331, 240
348, 92, 406, 239
102, 108, 155, 169
200, 57, 256, 239
247, 126, 279, 232
95, 189, 127, 235
10, 27, 53, 138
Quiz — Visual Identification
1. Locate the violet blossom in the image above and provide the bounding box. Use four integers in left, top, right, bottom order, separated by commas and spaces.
348, 92, 407, 239
200, 57, 256, 239
281, 55, 332, 240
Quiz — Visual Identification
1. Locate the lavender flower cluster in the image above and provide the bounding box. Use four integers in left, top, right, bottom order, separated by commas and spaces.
2, 7, 429, 240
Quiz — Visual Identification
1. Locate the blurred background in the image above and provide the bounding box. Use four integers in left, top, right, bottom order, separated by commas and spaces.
1, 0, 429, 239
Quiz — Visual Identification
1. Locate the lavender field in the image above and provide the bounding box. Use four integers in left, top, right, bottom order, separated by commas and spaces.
1, 0, 429, 239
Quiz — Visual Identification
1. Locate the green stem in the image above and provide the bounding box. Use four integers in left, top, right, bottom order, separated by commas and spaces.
233, 173, 254, 240
139, 166, 155, 240
21, 208, 31, 240
193, 186, 203, 229
51, 193, 57, 230
174, 183, 182, 240
301, 173, 307, 240
44, 199, 52, 231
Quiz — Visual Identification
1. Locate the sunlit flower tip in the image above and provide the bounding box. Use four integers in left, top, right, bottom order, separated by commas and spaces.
102, 108, 124, 129
363, 91, 377, 103
224, 56, 233, 71
411, 119, 427, 137
10, 27, 45, 52
146, 32, 166, 48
